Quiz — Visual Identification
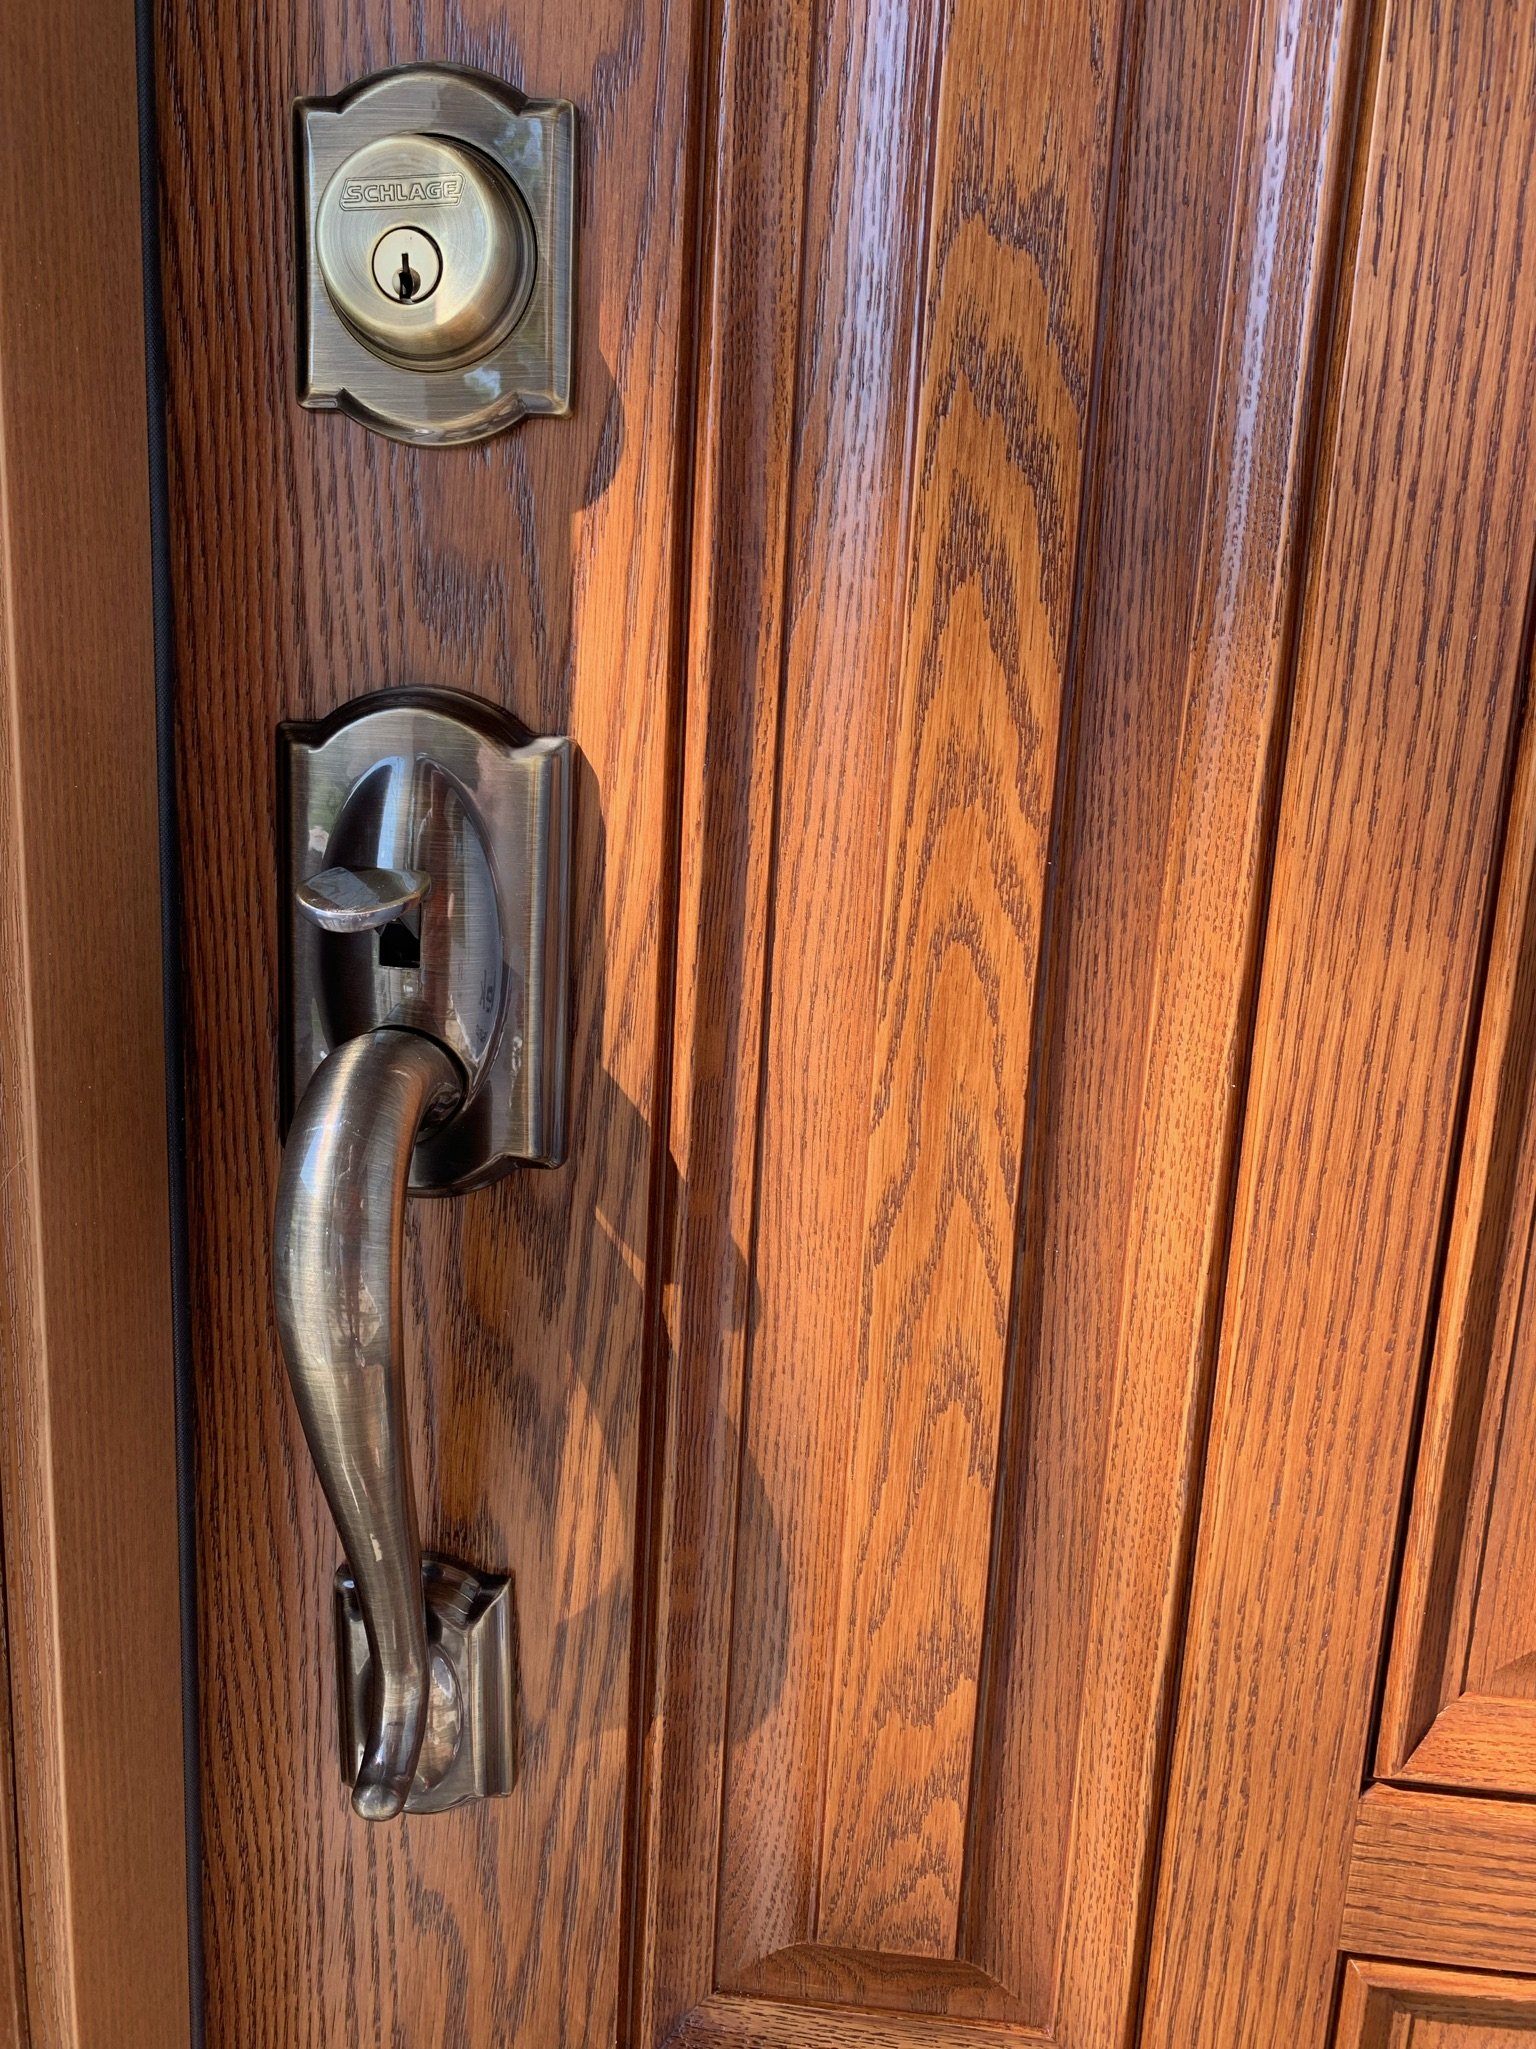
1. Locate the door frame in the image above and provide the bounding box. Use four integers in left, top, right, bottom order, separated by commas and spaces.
0, 0, 192, 2042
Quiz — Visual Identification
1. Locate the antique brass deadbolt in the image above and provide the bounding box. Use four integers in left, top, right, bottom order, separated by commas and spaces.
296, 65, 575, 444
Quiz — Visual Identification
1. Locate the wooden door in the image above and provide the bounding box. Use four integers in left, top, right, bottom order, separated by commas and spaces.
0, 0, 1493, 2046
152, 0, 1343, 2040
1138, 4, 1536, 2047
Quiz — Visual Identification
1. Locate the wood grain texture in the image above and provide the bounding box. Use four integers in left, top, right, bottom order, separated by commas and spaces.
637, 0, 1365, 2041
643, 0, 1132, 2025
625, 0, 832, 2030
0, 1554, 23, 2049
1377, 705, 1536, 1791
1344, 1788, 1536, 1976
0, 1, 190, 2045
1140, 4, 1536, 2043
810, 0, 1119, 1963
972, 0, 1362, 2033
154, 0, 701, 2041
710, 0, 952, 1987
676, 1993, 1049, 2049
1337, 1958, 1536, 2049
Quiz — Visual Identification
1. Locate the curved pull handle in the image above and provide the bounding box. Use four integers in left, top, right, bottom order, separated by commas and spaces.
273, 1026, 462, 1819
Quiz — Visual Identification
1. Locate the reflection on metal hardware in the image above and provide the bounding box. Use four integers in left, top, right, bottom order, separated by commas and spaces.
337, 1557, 516, 1813
275, 1028, 472, 1818
296, 65, 576, 444
297, 864, 429, 931
273, 687, 572, 1818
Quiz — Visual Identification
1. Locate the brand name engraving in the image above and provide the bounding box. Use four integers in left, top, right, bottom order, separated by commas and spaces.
339, 175, 463, 208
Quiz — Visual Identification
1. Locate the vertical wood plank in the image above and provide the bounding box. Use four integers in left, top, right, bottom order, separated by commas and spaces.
1142, 5, 1536, 2041
813, 0, 1124, 1959
640, 0, 1371, 2036
711, 0, 946, 1988
1028, 0, 1366, 2037
0, 0, 190, 2042
963, 0, 1257, 2013
156, 0, 701, 2041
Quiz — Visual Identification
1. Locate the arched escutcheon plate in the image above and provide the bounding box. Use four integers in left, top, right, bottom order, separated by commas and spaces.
280, 685, 572, 1191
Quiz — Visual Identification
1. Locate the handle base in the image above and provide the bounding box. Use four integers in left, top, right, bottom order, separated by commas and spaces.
336, 1555, 516, 1815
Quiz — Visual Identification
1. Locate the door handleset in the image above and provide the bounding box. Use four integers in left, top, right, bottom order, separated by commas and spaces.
272, 689, 571, 1817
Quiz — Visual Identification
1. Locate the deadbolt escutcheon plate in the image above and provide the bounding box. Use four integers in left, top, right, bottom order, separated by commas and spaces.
296, 65, 575, 444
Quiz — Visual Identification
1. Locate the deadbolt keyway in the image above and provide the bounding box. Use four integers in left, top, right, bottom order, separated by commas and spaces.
297, 67, 575, 444
315, 134, 535, 367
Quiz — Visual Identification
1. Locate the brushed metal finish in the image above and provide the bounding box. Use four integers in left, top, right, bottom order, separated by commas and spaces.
337, 1557, 516, 1814
281, 688, 572, 1189
296, 65, 575, 445
274, 688, 572, 1818
315, 133, 536, 368
273, 1027, 463, 1819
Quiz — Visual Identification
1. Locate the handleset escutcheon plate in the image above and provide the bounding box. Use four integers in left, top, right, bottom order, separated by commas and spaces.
273, 688, 571, 1818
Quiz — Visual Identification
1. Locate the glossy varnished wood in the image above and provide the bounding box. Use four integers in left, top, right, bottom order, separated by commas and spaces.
636, 0, 1365, 2041
1141, 3, 1536, 2041
1337, 1959, 1536, 2049
0, 0, 190, 2044
1344, 1788, 1536, 1977
804, 0, 1118, 1967
647, 0, 1129, 2021
155, 0, 701, 2041
1023, 0, 1365, 2037
624, 0, 834, 2030
0, 1580, 22, 2049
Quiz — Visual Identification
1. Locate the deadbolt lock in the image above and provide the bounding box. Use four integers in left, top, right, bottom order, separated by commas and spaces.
297, 66, 575, 445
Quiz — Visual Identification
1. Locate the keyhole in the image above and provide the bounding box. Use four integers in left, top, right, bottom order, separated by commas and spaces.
370, 226, 442, 307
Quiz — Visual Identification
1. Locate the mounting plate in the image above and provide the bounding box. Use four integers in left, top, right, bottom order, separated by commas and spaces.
280, 687, 571, 1191
295, 64, 575, 445
336, 1557, 516, 1814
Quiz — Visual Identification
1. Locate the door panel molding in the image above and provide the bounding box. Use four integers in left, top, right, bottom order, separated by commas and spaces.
1141, 3, 1536, 2042
1337, 1958, 1536, 2048
1344, 1787, 1536, 1977
1376, 704, 1536, 1794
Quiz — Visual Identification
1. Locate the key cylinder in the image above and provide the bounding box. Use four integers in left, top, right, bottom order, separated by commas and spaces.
315, 133, 535, 368
372, 227, 442, 304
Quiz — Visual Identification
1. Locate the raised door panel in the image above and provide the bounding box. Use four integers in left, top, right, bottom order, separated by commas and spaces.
633, 0, 1362, 2043
1140, 4, 1536, 2044
1337, 1961, 1536, 2049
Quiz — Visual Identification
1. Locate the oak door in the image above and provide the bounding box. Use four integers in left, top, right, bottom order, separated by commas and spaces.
131, 8, 1536, 2049
1137, 5, 1536, 2047
156, 0, 1283, 2041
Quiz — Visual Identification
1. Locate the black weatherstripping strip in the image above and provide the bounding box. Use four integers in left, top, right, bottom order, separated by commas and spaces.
133, 0, 207, 2039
